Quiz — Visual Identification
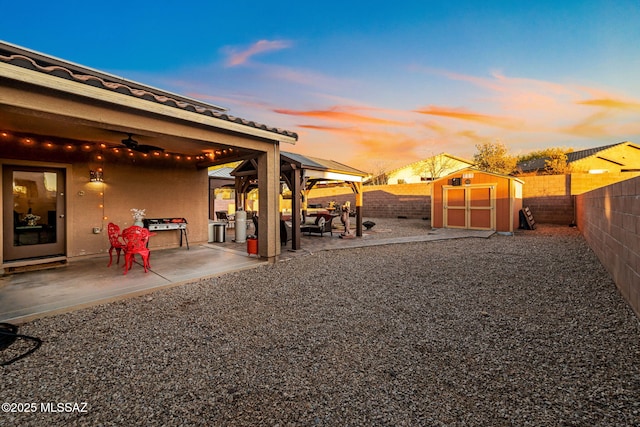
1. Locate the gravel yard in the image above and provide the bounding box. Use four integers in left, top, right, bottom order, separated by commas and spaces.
2, 223, 640, 426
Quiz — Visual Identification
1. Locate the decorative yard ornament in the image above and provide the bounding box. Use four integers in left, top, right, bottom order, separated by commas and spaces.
340, 201, 354, 239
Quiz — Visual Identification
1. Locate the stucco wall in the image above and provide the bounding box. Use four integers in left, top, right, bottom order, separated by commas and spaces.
576, 176, 640, 317
571, 143, 640, 173
1, 156, 209, 260
70, 160, 209, 258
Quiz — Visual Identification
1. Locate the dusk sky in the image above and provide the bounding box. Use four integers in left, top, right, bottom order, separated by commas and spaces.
3, 1, 640, 171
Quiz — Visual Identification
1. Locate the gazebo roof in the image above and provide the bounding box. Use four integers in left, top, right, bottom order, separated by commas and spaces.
281, 152, 369, 183
231, 151, 368, 183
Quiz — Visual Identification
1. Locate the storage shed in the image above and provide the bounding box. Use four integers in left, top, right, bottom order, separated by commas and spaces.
431, 168, 523, 233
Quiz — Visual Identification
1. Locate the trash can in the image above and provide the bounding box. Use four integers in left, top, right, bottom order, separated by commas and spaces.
213, 223, 226, 243
247, 237, 258, 256
208, 222, 215, 243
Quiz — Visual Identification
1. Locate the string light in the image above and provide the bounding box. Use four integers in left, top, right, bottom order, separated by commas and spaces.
1, 130, 237, 163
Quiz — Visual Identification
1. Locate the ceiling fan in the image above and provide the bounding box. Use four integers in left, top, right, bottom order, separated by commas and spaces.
120, 134, 164, 154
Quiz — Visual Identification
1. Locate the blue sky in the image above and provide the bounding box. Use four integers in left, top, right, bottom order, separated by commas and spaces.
3, 1, 640, 171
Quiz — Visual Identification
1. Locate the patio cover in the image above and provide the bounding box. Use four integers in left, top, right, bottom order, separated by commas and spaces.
232, 151, 369, 250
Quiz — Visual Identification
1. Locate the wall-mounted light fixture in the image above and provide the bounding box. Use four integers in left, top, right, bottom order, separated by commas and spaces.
90, 169, 104, 182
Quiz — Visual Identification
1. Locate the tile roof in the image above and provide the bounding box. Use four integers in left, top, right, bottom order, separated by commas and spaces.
0, 41, 298, 140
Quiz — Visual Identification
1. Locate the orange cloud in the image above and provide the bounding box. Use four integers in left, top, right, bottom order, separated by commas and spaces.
274, 106, 407, 126
561, 111, 612, 137
577, 98, 640, 110
224, 40, 292, 66
414, 106, 520, 129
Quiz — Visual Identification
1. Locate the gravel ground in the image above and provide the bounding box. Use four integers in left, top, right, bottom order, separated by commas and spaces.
2, 223, 640, 426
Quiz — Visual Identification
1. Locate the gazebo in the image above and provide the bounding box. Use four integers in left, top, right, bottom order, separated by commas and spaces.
231, 151, 368, 251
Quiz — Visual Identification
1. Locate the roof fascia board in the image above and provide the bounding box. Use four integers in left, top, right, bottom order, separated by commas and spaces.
435, 167, 524, 184
0, 61, 297, 145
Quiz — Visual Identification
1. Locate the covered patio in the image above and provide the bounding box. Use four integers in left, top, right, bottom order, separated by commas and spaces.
230, 151, 368, 250
0, 40, 296, 272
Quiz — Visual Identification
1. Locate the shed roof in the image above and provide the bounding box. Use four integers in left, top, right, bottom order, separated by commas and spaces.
433, 167, 524, 184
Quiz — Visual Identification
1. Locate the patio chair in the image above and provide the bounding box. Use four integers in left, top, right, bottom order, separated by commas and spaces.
107, 223, 126, 267
280, 219, 292, 245
121, 226, 152, 275
301, 213, 336, 237
215, 211, 235, 228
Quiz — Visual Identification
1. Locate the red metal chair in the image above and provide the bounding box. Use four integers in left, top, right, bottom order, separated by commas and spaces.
107, 223, 126, 267
121, 226, 152, 275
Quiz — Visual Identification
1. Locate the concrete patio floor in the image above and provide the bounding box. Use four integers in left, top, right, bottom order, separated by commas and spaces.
0, 220, 494, 324
0, 244, 264, 323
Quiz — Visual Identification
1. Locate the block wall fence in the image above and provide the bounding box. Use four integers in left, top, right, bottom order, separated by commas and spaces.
307, 183, 431, 219
576, 176, 640, 318
306, 173, 640, 223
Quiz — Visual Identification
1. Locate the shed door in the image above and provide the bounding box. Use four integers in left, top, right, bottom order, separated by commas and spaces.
443, 185, 495, 230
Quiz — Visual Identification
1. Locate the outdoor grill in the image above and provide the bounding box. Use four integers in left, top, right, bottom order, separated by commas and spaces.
143, 218, 189, 249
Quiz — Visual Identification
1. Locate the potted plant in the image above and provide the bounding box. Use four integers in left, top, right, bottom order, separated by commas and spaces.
131, 208, 146, 227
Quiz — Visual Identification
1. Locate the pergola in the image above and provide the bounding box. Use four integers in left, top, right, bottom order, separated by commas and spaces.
231, 151, 368, 251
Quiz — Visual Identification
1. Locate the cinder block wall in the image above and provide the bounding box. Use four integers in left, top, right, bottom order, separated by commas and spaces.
519, 173, 640, 225
576, 176, 640, 318
520, 175, 573, 225
571, 172, 640, 195
308, 183, 431, 219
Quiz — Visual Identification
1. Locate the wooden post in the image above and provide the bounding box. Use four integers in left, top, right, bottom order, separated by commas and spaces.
352, 181, 363, 237
257, 144, 281, 262
291, 167, 302, 250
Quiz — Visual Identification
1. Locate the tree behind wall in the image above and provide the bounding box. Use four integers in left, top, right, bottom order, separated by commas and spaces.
543, 149, 572, 174
473, 142, 517, 174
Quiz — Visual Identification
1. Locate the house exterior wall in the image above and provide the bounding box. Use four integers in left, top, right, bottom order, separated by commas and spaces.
571, 143, 640, 173
387, 156, 473, 184
1, 152, 209, 261
576, 176, 640, 318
